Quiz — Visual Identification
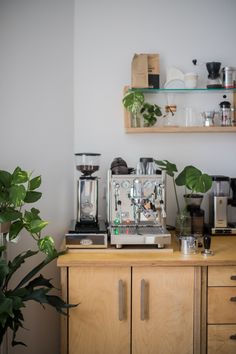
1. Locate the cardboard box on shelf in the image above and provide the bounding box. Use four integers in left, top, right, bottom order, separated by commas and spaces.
131, 53, 160, 89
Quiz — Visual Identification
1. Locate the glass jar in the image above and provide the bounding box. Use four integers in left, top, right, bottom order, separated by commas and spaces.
175, 211, 192, 239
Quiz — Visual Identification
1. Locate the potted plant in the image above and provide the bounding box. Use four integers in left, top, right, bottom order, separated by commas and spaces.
122, 89, 162, 127
0, 166, 76, 347
140, 102, 162, 127
155, 160, 212, 236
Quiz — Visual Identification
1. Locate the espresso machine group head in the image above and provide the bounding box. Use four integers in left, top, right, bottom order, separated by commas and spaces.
209, 175, 236, 235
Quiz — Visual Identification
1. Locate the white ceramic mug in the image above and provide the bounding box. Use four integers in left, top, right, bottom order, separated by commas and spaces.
184, 73, 198, 89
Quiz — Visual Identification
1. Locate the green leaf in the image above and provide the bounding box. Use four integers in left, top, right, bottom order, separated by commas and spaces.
27, 219, 48, 234
29, 176, 41, 191
0, 295, 13, 326
0, 208, 22, 223
24, 191, 42, 203
0, 170, 12, 187
155, 160, 178, 177
122, 90, 144, 115
38, 236, 55, 257
9, 220, 24, 241
26, 274, 54, 290
5, 250, 38, 288
23, 287, 50, 303
23, 208, 41, 223
0, 259, 9, 288
0, 245, 6, 257
175, 165, 212, 194
15, 249, 65, 290
45, 294, 78, 315
12, 167, 28, 184
9, 185, 26, 207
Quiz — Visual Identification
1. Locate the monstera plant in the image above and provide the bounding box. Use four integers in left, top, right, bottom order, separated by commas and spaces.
0, 166, 76, 347
155, 160, 212, 237
155, 160, 212, 213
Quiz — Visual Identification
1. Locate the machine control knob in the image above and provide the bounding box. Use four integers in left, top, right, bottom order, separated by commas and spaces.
121, 180, 130, 189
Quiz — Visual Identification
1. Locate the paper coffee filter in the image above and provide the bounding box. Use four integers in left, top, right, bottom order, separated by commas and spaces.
166, 67, 184, 83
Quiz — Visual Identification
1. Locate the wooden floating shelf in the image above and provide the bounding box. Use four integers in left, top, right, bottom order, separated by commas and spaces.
123, 85, 236, 134
125, 126, 236, 134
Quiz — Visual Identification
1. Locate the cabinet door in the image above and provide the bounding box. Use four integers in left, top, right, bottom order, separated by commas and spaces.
68, 267, 131, 354
132, 267, 195, 354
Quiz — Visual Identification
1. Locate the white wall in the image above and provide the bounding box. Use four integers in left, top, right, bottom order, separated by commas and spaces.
74, 0, 236, 224
0, 0, 74, 353
1, 0, 236, 352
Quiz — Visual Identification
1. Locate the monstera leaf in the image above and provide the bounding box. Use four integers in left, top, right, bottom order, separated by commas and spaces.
175, 165, 212, 194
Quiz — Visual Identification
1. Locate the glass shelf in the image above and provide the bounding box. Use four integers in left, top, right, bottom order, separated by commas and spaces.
129, 87, 236, 94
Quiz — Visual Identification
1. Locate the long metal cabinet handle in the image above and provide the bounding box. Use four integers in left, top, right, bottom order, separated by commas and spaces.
230, 275, 236, 280
229, 334, 236, 340
118, 279, 125, 321
140, 279, 147, 321
230, 296, 236, 302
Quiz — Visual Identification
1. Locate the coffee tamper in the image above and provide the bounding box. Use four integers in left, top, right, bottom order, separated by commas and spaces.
201, 234, 214, 256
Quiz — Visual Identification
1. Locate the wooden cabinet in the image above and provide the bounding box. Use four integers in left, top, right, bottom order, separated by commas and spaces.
58, 238, 236, 354
207, 266, 236, 354
63, 265, 199, 354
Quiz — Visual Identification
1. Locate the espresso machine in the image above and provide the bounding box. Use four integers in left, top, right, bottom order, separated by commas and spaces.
209, 175, 236, 235
107, 163, 171, 248
65, 153, 107, 248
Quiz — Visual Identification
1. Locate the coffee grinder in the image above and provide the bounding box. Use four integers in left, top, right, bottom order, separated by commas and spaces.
209, 175, 236, 235
206, 62, 222, 88
65, 153, 107, 248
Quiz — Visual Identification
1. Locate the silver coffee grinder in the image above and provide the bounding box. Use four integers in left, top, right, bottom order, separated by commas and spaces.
65, 153, 107, 248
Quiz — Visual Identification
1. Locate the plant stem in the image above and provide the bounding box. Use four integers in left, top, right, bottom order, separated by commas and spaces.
172, 176, 180, 214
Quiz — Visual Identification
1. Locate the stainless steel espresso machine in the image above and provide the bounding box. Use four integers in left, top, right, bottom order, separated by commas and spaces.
65, 153, 107, 248
209, 175, 236, 235
107, 165, 171, 248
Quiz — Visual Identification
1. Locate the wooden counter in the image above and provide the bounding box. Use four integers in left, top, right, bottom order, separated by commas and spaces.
57, 236, 236, 267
